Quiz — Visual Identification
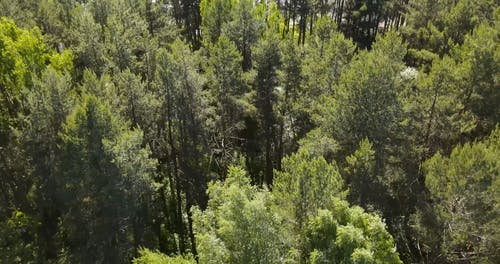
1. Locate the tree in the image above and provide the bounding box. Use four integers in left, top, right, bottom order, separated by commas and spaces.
133, 248, 195, 264
344, 138, 377, 207
23, 68, 75, 261
193, 166, 288, 264
323, 31, 405, 165
223, 0, 262, 70
204, 35, 248, 176
302, 18, 356, 109
0, 210, 38, 263
305, 200, 403, 264
318, 32, 429, 262
156, 39, 208, 255
103, 3, 151, 74
401, 13, 500, 159
1, 2, 499, 263
0, 0, 38, 28
57, 94, 156, 263
68, 5, 106, 78
0, 21, 72, 261
274, 149, 345, 232
36, 0, 66, 46
252, 31, 281, 185
456, 15, 500, 130
403, 0, 497, 66
340, 0, 386, 48
137, 150, 403, 264
277, 36, 306, 163
422, 128, 500, 263
168, 0, 203, 48
113, 69, 161, 139
144, 0, 179, 43
402, 56, 473, 157
273, 149, 345, 260
200, 0, 234, 44
0, 17, 72, 132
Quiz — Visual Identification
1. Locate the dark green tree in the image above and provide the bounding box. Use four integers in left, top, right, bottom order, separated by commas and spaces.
252, 31, 281, 185
420, 128, 500, 263
200, 0, 234, 43
57, 94, 156, 263
155, 39, 208, 255
205, 35, 248, 176
223, 0, 262, 70
23, 68, 75, 262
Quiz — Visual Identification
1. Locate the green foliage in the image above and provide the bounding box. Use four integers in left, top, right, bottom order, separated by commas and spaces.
403, 0, 497, 64
323, 32, 405, 161
144, 0, 179, 43
0, 0, 38, 28
250, 30, 282, 184
200, 0, 234, 43
133, 248, 195, 264
273, 149, 345, 230
193, 166, 287, 264
0, 210, 37, 263
302, 23, 356, 100
69, 5, 106, 77
272, 149, 346, 261
204, 35, 248, 175
305, 201, 402, 264
113, 69, 161, 137
455, 16, 500, 127
277, 36, 309, 155
345, 139, 376, 207
299, 29, 356, 146
36, 0, 67, 46
403, 56, 474, 154
0, 20, 73, 263
223, 0, 263, 70
422, 128, 500, 262
155, 38, 209, 254
403, 13, 500, 155
22, 68, 75, 262
264, 1, 284, 36
298, 128, 340, 160
58, 94, 156, 263
1, 2, 499, 264
25, 68, 75, 140
0, 17, 71, 124
104, 5, 150, 74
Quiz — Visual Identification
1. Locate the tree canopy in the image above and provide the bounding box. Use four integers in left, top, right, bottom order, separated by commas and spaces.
0, 1, 498, 263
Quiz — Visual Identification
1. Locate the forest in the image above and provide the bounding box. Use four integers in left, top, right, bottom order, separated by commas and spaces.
0, 0, 499, 263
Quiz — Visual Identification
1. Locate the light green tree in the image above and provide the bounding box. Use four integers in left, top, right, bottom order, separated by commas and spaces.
305, 200, 403, 264
193, 166, 287, 264
133, 248, 195, 264
274, 149, 345, 233
273, 149, 345, 261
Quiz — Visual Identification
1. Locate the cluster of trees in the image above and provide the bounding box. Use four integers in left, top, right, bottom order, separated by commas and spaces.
0, 0, 498, 263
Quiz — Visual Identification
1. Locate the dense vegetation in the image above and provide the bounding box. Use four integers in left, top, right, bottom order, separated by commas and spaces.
0, 0, 499, 263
